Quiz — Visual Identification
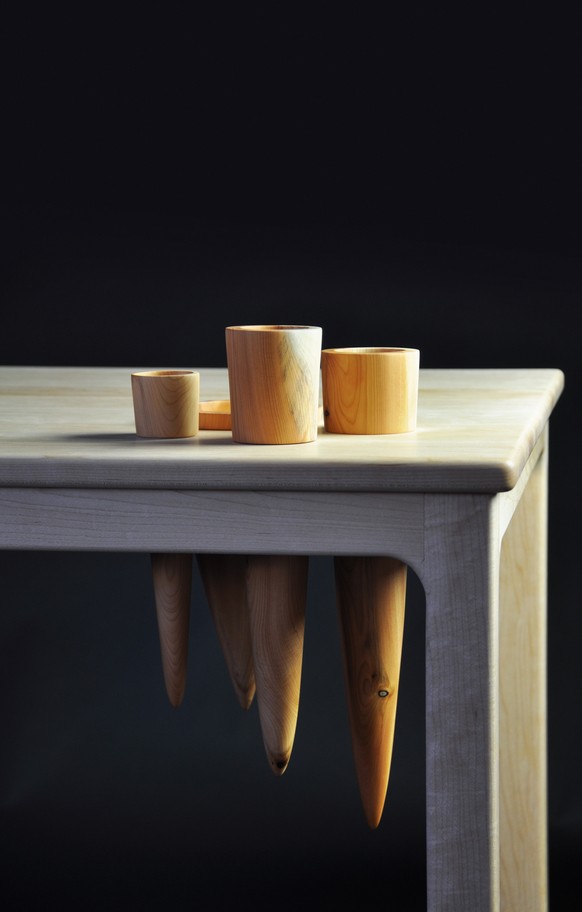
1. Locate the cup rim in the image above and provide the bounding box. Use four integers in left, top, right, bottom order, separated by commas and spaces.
322, 347, 419, 355
226, 325, 321, 332
131, 369, 198, 378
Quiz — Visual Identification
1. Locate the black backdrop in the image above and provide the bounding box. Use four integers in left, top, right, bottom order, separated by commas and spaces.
2, 7, 580, 910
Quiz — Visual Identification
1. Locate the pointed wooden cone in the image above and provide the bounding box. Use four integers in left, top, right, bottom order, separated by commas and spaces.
151, 552, 192, 708
196, 553, 256, 710
246, 554, 308, 775
334, 555, 407, 829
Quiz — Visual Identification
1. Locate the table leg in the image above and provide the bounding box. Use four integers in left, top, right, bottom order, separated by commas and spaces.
151, 552, 192, 708
499, 444, 548, 911
246, 554, 308, 775
334, 555, 407, 829
422, 494, 500, 912
196, 554, 256, 710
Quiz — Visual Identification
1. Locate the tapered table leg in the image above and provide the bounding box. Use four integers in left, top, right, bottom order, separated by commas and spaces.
246, 554, 308, 775
151, 552, 192, 708
334, 555, 407, 829
196, 553, 256, 710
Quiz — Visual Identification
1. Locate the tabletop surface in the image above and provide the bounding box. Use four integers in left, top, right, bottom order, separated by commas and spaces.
0, 366, 564, 493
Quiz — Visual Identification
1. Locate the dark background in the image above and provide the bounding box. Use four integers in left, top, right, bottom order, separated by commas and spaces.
1, 6, 580, 910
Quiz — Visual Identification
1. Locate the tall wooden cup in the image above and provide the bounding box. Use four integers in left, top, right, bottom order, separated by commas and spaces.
321, 346, 420, 827
225, 325, 322, 444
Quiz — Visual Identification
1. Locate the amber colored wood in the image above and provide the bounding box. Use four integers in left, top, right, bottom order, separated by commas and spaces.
131, 370, 199, 438
196, 553, 255, 709
321, 347, 419, 435
246, 554, 309, 774
225, 325, 322, 444
334, 555, 407, 829
199, 400, 232, 431
151, 552, 192, 707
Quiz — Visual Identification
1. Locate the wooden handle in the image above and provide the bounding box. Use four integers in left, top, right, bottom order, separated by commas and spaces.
225, 325, 322, 444
196, 553, 255, 709
246, 554, 308, 774
151, 552, 192, 707
334, 555, 407, 828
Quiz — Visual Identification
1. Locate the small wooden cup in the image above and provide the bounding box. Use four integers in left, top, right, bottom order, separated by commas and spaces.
321, 347, 419, 434
225, 325, 322, 444
131, 369, 200, 438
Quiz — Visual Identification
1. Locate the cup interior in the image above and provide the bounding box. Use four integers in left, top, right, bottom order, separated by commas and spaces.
322, 347, 416, 355
132, 370, 195, 378
227, 325, 317, 332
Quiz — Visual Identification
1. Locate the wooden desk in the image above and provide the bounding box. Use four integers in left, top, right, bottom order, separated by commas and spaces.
0, 366, 564, 912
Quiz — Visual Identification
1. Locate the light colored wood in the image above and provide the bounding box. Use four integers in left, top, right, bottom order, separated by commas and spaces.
0, 367, 564, 492
199, 400, 231, 430
421, 494, 500, 912
0, 366, 563, 909
196, 553, 255, 709
225, 325, 322, 444
322, 347, 419, 434
0, 488, 426, 560
246, 554, 308, 774
151, 552, 192, 707
499, 438, 548, 911
131, 370, 199, 438
334, 555, 407, 829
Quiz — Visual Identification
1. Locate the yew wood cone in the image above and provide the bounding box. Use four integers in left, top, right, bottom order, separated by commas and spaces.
196, 553, 256, 710
246, 554, 308, 774
334, 555, 407, 829
151, 553, 192, 708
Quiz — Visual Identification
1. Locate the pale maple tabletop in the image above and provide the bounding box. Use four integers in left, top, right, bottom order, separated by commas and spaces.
0, 365, 565, 912
0, 365, 564, 491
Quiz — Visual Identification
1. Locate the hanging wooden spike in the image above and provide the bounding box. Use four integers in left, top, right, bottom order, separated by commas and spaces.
196, 553, 256, 710
246, 554, 309, 775
334, 555, 407, 829
151, 552, 192, 708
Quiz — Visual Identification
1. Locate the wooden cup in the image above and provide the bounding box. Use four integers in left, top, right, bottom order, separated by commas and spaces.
321, 347, 419, 435
131, 370, 200, 439
225, 325, 322, 444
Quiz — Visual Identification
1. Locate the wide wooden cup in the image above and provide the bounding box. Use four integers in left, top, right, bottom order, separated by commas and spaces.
131, 369, 200, 439
226, 325, 322, 444
321, 347, 419, 435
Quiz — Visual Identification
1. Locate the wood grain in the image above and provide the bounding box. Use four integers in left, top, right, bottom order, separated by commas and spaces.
198, 400, 231, 430
246, 554, 308, 774
499, 437, 548, 911
225, 325, 322, 444
131, 370, 199, 438
334, 555, 407, 829
0, 367, 564, 492
322, 347, 419, 434
151, 552, 192, 707
196, 553, 255, 709
422, 494, 500, 911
